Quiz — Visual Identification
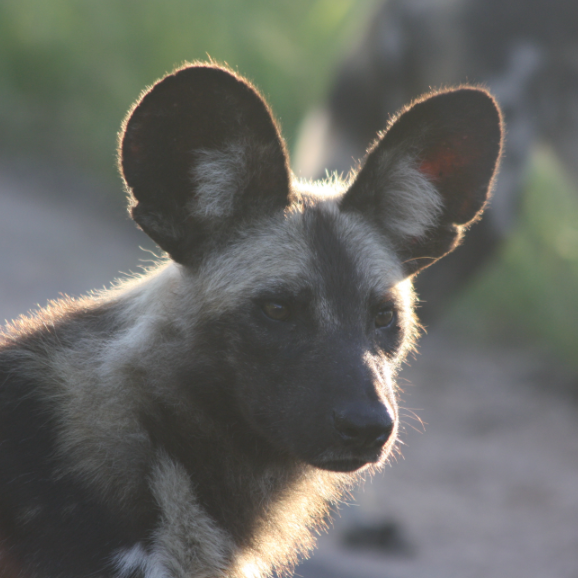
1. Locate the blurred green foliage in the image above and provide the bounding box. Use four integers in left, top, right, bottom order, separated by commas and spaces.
0, 0, 372, 179
452, 148, 578, 370
1, 1, 577, 369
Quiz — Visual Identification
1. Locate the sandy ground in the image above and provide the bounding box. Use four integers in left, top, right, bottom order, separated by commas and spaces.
297, 335, 578, 578
1, 164, 577, 578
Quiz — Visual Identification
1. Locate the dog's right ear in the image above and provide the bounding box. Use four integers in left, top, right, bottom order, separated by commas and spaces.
120, 64, 291, 264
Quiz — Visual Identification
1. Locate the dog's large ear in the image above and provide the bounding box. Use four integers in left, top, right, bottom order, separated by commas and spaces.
340, 88, 503, 276
120, 64, 291, 264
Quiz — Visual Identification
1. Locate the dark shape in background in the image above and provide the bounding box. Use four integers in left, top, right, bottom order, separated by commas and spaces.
295, 0, 578, 370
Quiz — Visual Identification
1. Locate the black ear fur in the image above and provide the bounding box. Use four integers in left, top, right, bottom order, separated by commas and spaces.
341, 88, 503, 275
120, 64, 291, 264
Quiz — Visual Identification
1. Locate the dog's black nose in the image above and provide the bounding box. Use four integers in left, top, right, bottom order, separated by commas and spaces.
333, 405, 395, 449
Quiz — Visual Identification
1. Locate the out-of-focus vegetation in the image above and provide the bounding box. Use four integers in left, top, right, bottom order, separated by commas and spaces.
1, 1, 577, 370
452, 148, 578, 370
0, 0, 372, 180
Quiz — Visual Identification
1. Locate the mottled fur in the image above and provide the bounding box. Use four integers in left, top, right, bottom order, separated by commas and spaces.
0, 64, 502, 577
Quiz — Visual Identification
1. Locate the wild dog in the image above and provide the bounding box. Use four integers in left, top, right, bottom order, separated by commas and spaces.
295, 0, 578, 321
0, 64, 502, 578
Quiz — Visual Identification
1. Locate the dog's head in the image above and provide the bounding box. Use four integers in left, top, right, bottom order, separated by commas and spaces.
119, 64, 502, 472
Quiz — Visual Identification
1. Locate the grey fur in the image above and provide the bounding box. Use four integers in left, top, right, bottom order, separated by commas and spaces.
0, 63, 502, 578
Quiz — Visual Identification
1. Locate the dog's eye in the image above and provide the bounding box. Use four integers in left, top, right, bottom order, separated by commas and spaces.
375, 306, 394, 329
262, 302, 291, 321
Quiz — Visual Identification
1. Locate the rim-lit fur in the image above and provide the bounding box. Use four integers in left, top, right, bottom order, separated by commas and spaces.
0, 63, 502, 578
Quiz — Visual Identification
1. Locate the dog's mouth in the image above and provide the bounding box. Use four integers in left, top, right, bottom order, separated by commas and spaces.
312, 448, 385, 472
315, 458, 371, 472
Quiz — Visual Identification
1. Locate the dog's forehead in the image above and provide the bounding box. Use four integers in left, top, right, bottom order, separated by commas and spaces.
298, 202, 403, 299
195, 200, 405, 312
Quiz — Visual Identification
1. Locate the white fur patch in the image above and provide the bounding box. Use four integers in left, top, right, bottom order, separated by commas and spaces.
188, 139, 287, 222
189, 142, 248, 220
380, 154, 444, 240
114, 543, 169, 578
111, 454, 234, 578
148, 454, 233, 577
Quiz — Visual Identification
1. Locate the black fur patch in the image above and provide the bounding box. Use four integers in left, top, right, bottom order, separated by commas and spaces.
142, 389, 297, 550
304, 207, 402, 354
0, 341, 157, 576
305, 206, 365, 323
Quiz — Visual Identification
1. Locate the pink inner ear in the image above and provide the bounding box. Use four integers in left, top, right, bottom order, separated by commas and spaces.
419, 133, 488, 224
129, 142, 143, 157
418, 134, 477, 181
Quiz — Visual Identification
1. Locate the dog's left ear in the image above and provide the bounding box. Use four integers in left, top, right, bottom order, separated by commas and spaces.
341, 88, 503, 276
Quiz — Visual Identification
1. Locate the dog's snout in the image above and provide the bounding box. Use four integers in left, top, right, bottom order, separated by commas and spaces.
332, 405, 394, 449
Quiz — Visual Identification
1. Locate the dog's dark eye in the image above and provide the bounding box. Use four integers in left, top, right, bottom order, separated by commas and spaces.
262, 302, 291, 321
375, 306, 394, 329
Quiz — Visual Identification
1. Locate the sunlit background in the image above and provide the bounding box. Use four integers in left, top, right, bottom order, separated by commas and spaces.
1, 1, 577, 577
2, 0, 577, 369
0, 0, 370, 177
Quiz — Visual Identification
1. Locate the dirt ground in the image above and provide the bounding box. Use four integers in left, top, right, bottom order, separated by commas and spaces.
2, 163, 577, 578
297, 333, 578, 578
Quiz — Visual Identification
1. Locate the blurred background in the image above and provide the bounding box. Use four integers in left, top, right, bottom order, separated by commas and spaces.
1, 1, 577, 577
